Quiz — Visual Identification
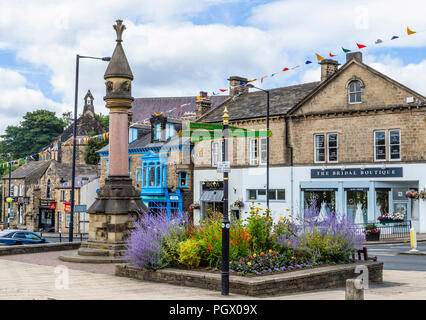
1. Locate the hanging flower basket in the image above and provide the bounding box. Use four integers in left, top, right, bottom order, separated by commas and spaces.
378, 212, 405, 224
364, 224, 380, 241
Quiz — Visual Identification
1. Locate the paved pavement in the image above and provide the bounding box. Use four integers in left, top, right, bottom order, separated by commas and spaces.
0, 250, 426, 300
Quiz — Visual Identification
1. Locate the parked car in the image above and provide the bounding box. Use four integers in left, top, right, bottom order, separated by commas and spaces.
0, 230, 49, 246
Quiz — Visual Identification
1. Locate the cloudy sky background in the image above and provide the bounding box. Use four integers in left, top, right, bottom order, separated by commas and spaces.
1, 0, 426, 135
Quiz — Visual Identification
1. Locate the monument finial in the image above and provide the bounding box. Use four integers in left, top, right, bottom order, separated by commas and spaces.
113, 19, 126, 42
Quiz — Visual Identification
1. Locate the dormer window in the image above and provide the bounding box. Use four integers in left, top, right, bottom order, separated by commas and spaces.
166, 123, 175, 140
348, 80, 362, 103
155, 123, 162, 140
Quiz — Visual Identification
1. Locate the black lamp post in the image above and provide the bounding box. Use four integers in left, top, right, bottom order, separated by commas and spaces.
221, 106, 230, 295
246, 84, 270, 211
69, 54, 110, 243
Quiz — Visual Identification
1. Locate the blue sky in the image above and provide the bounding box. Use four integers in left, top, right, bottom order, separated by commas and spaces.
0, 0, 426, 135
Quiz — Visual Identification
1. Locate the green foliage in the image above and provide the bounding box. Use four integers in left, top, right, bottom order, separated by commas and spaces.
245, 205, 274, 252
84, 134, 108, 165
177, 238, 203, 269
95, 113, 109, 129
61, 111, 73, 126
163, 223, 188, 267
0, 110, 66, 159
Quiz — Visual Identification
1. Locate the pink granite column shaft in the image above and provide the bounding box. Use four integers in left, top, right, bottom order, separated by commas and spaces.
108, 111, 128, 176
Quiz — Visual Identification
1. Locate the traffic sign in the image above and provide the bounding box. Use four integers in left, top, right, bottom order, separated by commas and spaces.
217, 161, 231, 173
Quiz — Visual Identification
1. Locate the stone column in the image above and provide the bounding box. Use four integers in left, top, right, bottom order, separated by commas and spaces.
60, 20, 147, 263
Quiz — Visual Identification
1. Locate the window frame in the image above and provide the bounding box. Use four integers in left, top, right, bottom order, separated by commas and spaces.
314, 134, 326, 163
327, 133, 339, 163
259, 137, 267, 165
154, 123, 162, 140
246, 189, 286, 202
249, 138, 258, 166
348, 80, 362, 104
211, 141, 220, 167
374, 130, 386, 162
178, 171, 188, 188
388, 129, 401, 161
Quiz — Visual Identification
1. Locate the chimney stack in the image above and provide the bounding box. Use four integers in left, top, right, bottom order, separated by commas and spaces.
319, 59, 340, 82
346, 51, 363, 63
196, 91, 212, 119
228, 76, 248, 96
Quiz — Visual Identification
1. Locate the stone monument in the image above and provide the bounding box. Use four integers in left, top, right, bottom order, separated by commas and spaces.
60, 20, 147, 263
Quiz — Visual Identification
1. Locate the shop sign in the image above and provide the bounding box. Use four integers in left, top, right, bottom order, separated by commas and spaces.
202, 181, 224, 190
64, 202, 72, 213
311, 167, 403, 179
169, 196, 179, 201
49, 203, 56, 210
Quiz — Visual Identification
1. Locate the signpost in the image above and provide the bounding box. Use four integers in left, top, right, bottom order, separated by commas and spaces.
64, 202, 72, 213
217, 161, 230, 173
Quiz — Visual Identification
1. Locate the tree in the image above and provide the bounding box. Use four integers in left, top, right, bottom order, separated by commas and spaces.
85, 132, 108, 165
61, 111, 73, 126
95, 113, 109, 129
0, 110, 66, 159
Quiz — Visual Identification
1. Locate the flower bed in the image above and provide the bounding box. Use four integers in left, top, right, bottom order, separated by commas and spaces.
123, 204, 365, 277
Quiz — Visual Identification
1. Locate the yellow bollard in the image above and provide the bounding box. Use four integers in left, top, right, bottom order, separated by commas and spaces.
410, 228, 418, 252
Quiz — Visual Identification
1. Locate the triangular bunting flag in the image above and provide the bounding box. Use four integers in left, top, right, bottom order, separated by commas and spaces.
342, 47, 351, 53
356, 43, 366, 49
282, 67, 289, 71
407, 26, 416, 35
391, 36, 399, 40
219, 89, 227, 92
261, 77, 264, 83
196, 96, 203, 101
153, 112, 162, 116
305, 60, 312, 64
375, 39, 383, 44
315, 53, 325, 61
248, 78, 257, 82
329, 52, 337, 57
271, 72, 278, 77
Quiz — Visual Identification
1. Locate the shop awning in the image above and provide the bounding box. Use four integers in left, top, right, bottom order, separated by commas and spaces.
200, 190, 223, 202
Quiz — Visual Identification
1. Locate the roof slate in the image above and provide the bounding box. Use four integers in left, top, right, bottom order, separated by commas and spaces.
2, 160, 51, 183
198, 82, 319, 123
130, 95, 228, 123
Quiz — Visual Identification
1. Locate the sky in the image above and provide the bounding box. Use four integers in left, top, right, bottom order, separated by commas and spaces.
1, 0, 426, 135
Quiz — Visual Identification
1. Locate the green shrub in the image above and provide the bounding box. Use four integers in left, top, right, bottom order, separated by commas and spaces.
177, 238, 202, 269
245, 205, 273, 252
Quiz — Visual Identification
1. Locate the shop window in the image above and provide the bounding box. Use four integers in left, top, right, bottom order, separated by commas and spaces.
375, 188, 389, 217
327, 133, 338, 163
346, 189, 368, 224
374, 131, 386, 161
166, 123, 175, 139
348, 80, 362, 103
303, 190, 336, 215
389, 129, 401, 161
314, 134, 325, 163
249, 138, 258, 166
9, 184, 14, 197
61, 190, 66, 202
178, 171, 188, 187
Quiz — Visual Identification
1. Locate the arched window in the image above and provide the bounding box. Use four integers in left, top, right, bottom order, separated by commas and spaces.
348, 80, 362, 103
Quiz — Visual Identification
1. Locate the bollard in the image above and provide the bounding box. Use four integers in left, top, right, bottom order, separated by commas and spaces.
345, 279, 364, 300
410, 228, 418, 252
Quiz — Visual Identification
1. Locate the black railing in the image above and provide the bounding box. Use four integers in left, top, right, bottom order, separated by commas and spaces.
38, 232, 88, 243
355, 221, 412, 240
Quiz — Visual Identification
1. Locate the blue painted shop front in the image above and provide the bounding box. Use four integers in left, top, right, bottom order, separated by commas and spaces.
137, 151, 183, 218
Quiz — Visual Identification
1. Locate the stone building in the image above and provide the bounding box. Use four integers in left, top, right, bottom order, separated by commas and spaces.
1, 90, 107, 232
192, 52, 426, 233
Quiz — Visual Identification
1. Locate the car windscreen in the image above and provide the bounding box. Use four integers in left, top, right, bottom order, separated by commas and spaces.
0, 231, 13, 238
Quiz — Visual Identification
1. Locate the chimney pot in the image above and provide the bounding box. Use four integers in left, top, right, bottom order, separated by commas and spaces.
228, 76, 248, 96
346, 51, 363, 63
319, 59, 339, 82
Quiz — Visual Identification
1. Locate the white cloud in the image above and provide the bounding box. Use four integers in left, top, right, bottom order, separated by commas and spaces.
0, 0, 426, 136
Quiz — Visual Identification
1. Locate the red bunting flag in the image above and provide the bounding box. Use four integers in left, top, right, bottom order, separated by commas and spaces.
282, 67, 289, 71
261, 77, 264, 83
329, 52, 337, 57
219, 89, 227, 92
356, 43, 366, 49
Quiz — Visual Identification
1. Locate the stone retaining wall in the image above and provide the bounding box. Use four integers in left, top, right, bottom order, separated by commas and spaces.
115, 261, 383, 296
0, 242, 82, 256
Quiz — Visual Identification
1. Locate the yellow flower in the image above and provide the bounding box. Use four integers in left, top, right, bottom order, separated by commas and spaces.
279, 217, 284, 220
288, 214, 292, 217
253, 254, 257, 258
269, 249, 272, 253
286, 208, 290, 211
247, 262, 252, 266
287, 241, 291, 246
261, 252, 264, 255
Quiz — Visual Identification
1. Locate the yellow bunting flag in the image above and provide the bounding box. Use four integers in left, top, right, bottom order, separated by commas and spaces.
153, 112, 162, 116
315, 53, 325, 61
196, 96, 203, 101
248, 78, 257, 82
407, 26, 416, 35
68, 141, 72, 147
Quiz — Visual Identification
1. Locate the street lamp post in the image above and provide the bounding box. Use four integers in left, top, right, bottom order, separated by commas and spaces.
221, 106, 230, 295
246, 84, 270, 211
69, 54, 110, 243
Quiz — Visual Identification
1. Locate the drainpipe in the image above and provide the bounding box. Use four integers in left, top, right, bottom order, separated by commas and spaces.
285, 117, 294, 214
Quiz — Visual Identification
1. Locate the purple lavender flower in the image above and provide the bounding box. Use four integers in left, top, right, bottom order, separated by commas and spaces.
281, 266, 286, 270
274, 268, 279, 271
288, 266, 294, 269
